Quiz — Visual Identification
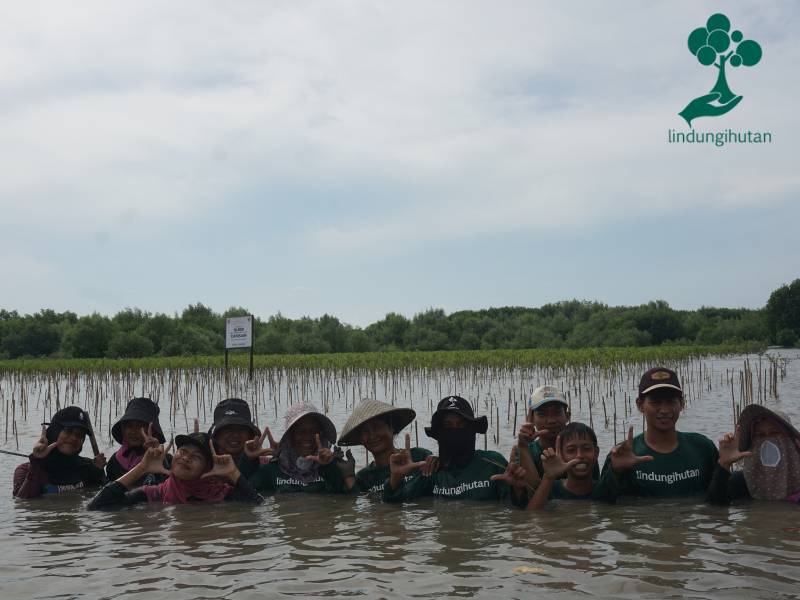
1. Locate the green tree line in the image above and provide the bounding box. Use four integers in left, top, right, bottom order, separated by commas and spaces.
0, 281, 797, 359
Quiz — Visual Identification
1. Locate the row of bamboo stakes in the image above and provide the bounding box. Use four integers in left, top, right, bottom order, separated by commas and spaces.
0, 353, 789, 451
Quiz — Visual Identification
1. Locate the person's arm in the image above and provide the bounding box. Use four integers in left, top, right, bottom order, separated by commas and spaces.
516, 424, 542, 491
226, 474, 265, 504
13, 461, 48, 499
528, 476, 555, 510
87, 481, 149, 510
248, 461, 277, 493
526, 444, 577, 510
708, 430, 752, 504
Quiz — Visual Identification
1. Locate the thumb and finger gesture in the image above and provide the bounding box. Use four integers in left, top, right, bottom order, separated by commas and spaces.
490, 448, 527, 488
389, 433, 426, 475
718, 426, 752, 470
541, 435, 580, 478
202, 439, 239, 481
610, 426, 653, 474
142, 445, 170, 476
32, 424, 58, 459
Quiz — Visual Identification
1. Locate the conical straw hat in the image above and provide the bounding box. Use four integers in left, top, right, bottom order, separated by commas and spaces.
337, 398, 416, 446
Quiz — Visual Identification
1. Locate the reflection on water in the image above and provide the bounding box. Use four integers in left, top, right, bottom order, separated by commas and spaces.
2, 350, 800, 598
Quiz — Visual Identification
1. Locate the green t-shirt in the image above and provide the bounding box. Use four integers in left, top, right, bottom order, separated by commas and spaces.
548, 479, 601, 500
246, 460, 348, 494
383, 450, 525, 504
596, 431, 719, 500
527, 439, 600, 480
355, 447, 431, 495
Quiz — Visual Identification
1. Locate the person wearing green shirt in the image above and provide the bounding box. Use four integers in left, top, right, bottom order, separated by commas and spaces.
337, 398, 435, 495
242, 402, 350, 494
527, 422, 606, 509
383, 395, 528, 505
596, 367, 719, 501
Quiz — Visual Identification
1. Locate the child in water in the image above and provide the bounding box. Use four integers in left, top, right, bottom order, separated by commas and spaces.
527, 422, 604, 509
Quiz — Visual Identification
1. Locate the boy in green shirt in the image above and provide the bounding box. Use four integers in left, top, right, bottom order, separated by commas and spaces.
527, 422, 605, 509
597, 367, 719, 500
383, 395, 528, 505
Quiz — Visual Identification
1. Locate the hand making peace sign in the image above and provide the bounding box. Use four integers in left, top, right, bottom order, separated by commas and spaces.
244, 427, 278, 460
31, 425, 58, 459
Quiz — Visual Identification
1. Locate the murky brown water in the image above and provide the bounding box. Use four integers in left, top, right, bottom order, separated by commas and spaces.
2, 350, 799, 599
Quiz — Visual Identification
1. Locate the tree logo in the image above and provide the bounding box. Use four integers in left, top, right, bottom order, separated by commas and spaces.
679, 13, 762, 127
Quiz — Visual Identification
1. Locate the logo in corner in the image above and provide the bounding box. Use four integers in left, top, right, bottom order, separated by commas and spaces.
679, 13, 762, 127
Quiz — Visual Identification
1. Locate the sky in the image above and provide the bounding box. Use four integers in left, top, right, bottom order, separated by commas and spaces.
0, 1, 797, 327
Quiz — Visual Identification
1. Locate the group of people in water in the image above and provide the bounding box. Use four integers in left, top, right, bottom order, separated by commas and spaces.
11, 366, 800, 509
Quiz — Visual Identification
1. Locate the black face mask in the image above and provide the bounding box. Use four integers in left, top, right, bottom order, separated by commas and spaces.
436, 428, 476, 469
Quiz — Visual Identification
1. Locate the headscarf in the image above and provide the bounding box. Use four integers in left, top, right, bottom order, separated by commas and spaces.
277, 429, 332, 484
114, 443, 146, 472
142, 474, 232, 504
742, 435, 800, 501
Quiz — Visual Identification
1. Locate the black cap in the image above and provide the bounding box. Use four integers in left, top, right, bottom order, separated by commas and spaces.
425, 395, 488, 438
174, 432, 213, 466
210, 398, 260, 438
112, 397, 165, 444
45, 406, 93, 443
638, 367, 683, 398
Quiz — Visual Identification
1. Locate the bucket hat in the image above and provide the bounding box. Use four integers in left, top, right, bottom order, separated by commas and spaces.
337, 399, 416, 446
112, 397, 166, 444
425, 395, 488, 438
209, 398, 260, 438
280, 402, 337, 446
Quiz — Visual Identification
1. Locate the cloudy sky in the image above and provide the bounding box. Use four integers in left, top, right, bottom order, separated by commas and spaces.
1, 1, 797, 326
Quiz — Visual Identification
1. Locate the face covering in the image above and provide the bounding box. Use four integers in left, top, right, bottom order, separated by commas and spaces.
436, 429, 477, 469
277, 435, 331, 484
742, 436, 800, 500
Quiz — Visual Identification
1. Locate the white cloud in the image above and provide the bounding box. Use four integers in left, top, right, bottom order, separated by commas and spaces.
0, 1, 795, 248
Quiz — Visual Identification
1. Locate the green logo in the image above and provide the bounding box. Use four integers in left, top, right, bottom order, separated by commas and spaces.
679, 13, 762, 127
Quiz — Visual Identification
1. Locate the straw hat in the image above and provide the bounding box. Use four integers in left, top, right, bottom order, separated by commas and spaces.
738, 404, 800, 451
337, 399, 416, 446
279, 402, 337, 446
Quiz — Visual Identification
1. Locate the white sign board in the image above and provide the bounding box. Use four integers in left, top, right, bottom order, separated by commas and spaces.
225, 316, 253, 349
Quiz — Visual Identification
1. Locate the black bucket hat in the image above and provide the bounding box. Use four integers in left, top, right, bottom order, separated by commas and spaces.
210, 398, 260, 439
45, 406, 94, 443
174, 432, 213, 467
425, 395, 488, 439
112, 397, 165, 444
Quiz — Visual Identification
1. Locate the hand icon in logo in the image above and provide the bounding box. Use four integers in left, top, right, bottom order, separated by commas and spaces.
679, 92, 742, 127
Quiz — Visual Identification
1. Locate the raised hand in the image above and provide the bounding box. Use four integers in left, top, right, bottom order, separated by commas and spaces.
140, 423, 160, 450
718, 427, 752, 471
540, 437, 579, 479
334, 447, 356, 479
31, 425, 58, 459
305, 434, 335, 466
517, 422, 548, 447
420, 455, 440, 477
93, 452, 107, 469
193, 418, 200, 434
139, 445, 170, 476
610, 426, 654, 475
389, 433, 427, 477
202, 440, 240, 483
244, 429, 277, 460
490, 448, 528, 489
